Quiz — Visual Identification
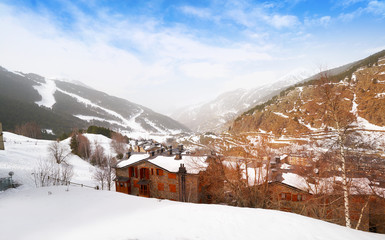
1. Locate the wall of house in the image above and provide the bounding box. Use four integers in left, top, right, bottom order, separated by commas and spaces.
268, 183, 311, 212
115, 181, 130, 194
369, 196, 385, 233
115, 162, 201, 203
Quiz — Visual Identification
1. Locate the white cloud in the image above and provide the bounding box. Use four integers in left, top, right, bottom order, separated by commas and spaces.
268, 14, 300, 29
366, 0, 385, 16
304, 16, 331, 27
0, 2, 276, 112
180, 6, 212, 19
222, 71, 277, 92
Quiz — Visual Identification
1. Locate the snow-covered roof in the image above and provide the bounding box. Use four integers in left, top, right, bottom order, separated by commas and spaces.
116, 154, 150, 168
148, 155, 208, 174
282, 173, 310, 192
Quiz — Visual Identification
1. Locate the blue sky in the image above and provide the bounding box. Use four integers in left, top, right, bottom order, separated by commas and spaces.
0, 0, 385, 114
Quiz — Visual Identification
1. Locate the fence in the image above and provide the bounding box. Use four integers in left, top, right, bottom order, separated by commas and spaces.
46, 175, 98, 189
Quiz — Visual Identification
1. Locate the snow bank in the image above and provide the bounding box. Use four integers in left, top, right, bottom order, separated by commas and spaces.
0, 132, 97, 188
0, 186, 382, 240
149, 155, 208, 174
33, 78, 57, 108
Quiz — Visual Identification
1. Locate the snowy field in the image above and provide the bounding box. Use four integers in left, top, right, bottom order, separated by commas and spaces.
0, 132, 384, 240
0, 132, 108, 188
1, 186, 384, 240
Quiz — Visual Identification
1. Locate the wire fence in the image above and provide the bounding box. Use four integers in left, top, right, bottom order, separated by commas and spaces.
45, 175, 99, 190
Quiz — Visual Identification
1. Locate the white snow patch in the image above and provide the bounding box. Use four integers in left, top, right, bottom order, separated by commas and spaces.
273, 112, 289, 119
0, 186, 382, 240
0, 132, 97, 188
117, 154, 149, 168
74, 115, 126, 128
57, 88, 146, 133
149, 155, 208, 174
33, 78, 57, 108
11, 71, 25, 77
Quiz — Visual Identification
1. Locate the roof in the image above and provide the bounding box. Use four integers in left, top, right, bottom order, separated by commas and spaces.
116, 153, 209, 174
116, 154, 149, 168
137, 179, 150, 185
269, 181, 311, 194
114, 176, 130, 182
148, 155, 208, 174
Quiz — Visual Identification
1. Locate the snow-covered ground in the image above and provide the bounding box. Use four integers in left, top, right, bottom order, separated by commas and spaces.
0, 186, 383, 240
0, 132, 104, 188
1, 132, 384, 240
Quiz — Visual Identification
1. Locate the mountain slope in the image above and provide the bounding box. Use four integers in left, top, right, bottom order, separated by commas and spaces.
231, 50, 385, 135
0, 67, 190, 136
171, 69, 312, 133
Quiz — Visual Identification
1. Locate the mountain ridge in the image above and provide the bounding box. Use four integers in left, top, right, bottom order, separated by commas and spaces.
230, 50, 385, 136
0, 67, 190, 137
171, 68, 313, 133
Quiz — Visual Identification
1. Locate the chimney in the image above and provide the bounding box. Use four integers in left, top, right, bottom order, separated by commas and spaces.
126, 151, 131, 159
151, 151, 155, 157
178, 163, 187, 174
168, 148, 172, 156
175, 153, 182, 160
178, 144, 184, 152
178, 164, 187, 202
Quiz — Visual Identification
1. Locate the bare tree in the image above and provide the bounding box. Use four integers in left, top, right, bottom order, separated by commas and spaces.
314, 72, 357, 228
93, 155, 116, 190
48, 141, 70, 164
90, 140, 105, 166
110, 132, 128, 158
15, 122, 42, 139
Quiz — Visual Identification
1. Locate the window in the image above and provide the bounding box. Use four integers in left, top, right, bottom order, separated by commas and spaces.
135, 167, 138, 178
286, 193, 292, 201
156, 169, 164, 176
129, 167, 135, 177
298, 194, 302, 201
169, 184, 176, 193
281, 193, 286, 200
168, 173, 177, 179
140, 168, 149, 179
120, 183, 124, 187
151, 168, 154, 175
158, 182, 164, 191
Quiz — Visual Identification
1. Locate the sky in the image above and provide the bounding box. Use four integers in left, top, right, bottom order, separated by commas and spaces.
0, 0, 385, 114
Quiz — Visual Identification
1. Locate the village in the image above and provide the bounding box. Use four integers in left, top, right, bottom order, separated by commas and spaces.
1, 119, 385, 234
113, 134, 385, 234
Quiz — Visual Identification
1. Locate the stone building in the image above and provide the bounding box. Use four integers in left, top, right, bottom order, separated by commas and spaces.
114, 153, 208, 203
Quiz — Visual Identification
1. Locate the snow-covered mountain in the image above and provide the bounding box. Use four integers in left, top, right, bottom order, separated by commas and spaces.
171, 68, 313, 133
0, 66, 190, 137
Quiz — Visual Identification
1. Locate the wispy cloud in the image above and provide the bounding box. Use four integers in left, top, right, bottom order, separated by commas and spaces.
338, 0, 385, 21
1, 0, 384, 112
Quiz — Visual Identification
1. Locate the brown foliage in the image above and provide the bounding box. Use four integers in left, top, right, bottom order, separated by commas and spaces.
15, 122, 42, 139
110, 132, 128, 156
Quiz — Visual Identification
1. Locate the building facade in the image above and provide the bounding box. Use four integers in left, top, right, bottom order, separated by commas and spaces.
114, 153, 208, 203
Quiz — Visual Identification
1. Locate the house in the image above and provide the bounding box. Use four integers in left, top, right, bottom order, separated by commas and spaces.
0, 122, 4, 150
267, 181, 312, 212
286, 154, 309, 166
114, 152, 209, 203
